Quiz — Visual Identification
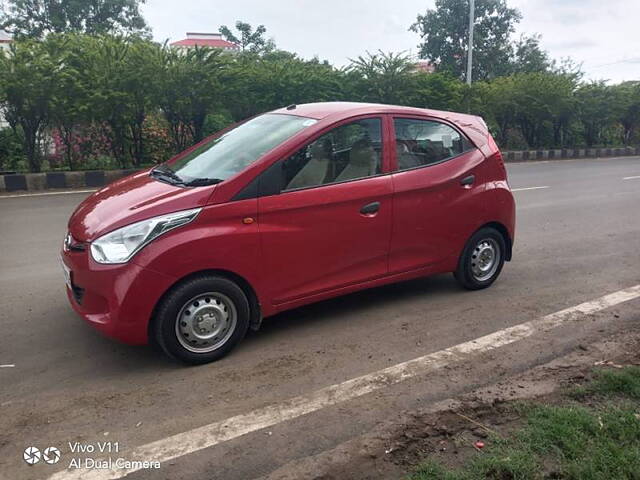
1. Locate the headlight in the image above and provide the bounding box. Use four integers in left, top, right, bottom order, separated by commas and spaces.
90, 208, 202, 264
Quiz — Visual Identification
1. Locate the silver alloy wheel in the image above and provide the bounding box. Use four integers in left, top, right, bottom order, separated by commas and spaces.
470, 238, 501, 282
175, 292, 237, 353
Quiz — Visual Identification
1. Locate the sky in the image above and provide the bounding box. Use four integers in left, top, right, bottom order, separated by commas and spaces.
142, 0, 640, 83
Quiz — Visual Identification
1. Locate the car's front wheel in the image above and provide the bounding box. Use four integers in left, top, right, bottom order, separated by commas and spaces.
152, 275, 250, 364
454, 227, 506, 290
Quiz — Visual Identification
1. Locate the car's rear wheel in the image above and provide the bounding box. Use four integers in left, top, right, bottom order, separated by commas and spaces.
454, 227, 506, 290
152, 275, 250, 364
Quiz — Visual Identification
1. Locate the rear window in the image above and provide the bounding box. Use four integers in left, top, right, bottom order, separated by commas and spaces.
394, 118, 474, 170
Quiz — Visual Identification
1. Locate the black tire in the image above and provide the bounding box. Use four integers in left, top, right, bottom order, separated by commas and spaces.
454, 227, 506, 290
151, 275, 250, 364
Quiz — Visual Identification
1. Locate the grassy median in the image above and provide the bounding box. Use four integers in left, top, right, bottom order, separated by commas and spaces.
409, 367, 640, 480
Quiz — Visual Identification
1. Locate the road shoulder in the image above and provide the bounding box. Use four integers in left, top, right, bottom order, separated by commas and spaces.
262, 327, 640, 480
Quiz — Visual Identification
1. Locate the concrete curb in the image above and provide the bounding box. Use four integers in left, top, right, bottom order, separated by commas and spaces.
0, 169, 140, 192
504, 146, 640, 163
1, 147, 639, 192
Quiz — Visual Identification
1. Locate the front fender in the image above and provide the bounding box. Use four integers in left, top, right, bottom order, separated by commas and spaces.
130, 198, 268, 312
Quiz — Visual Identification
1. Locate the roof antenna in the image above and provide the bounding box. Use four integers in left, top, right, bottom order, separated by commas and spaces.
286, 104, 296, 110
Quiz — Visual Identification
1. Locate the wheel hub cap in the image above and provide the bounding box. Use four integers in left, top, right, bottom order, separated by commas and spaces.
175, 293, 237, 353
470, 238, 500, 282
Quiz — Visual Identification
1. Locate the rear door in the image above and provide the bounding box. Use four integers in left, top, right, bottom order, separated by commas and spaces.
258, 116, 394, 305
389, 116, 487, 274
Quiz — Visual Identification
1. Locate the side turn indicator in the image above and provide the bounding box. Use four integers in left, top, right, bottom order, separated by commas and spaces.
242, 217, 255, 225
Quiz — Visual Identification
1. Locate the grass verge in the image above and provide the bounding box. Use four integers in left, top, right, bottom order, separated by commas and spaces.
410, 367, 640, 480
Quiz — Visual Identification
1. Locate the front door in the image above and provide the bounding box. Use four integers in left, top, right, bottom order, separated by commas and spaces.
258, 116, 393, 305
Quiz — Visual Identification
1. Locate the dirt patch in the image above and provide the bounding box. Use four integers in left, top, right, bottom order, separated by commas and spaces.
385, 404, 524, 472
263, 329, 640, 480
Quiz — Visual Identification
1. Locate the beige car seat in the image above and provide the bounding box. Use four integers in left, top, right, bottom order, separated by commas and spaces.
335, 139, 377, 182
397, 141, 421, 169
287, 140, 332, 189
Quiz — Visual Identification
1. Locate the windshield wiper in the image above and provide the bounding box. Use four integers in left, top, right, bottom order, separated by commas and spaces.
150, 166, 223, 187
183, 177, 224, 187
150, 165, 185, 186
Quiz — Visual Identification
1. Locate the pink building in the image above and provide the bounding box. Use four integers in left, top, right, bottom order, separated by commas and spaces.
413, 59, 436, 74
0, 31, 12, 128
0, 30, 11, 52
170, 32, 239, 52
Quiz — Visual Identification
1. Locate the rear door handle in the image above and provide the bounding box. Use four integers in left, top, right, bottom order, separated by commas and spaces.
460, 174, 475, 186
360, 201, 380, 215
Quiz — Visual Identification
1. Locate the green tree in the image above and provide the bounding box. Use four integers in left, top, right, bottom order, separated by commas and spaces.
575, 82, 617, 147
553, 57, 584, 84
509, 72, 576, 148
412, 72, 465, 111
0, 127, 25, 172
472, 72, 576, 148
471, 77, 517, 145
411, 0, 521, 81
84, 35, 132, 167
159, 46, 228, 151
612, 81, 640, 145
219, 21, 274, 54
0, 38, 62, 171
121, 39, 163, 164
347, 51, 415, 105
0, 0, 149, 39
223, 53, 342, 121
82, 35, 161, 167
48, 34, 91, 170
511, 34, 552, 74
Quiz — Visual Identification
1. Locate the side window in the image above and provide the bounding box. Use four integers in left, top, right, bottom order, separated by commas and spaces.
393, 118, 473, 171
282, 118, 382, 191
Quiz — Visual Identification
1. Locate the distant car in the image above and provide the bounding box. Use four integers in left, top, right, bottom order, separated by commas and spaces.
61, 102, 515, 364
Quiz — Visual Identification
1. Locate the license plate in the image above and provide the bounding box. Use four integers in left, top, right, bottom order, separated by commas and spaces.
60, 257, 72, 288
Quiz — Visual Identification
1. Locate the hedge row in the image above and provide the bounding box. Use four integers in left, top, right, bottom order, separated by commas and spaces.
2, 148, 638, 193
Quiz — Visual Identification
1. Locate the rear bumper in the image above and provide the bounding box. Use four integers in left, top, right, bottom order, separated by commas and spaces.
61, 247, 176, 345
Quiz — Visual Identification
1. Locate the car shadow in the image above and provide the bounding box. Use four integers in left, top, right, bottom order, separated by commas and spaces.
63, 273, 461, 373
252, 273, 461, 341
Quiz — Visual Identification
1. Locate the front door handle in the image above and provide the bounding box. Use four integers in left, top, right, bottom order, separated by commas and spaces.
460, 174, 475, 186
360, 201, 380, 215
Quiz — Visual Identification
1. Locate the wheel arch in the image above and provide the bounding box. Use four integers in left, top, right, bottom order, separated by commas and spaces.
149, 269, 263, 343
478, 221, 512, 261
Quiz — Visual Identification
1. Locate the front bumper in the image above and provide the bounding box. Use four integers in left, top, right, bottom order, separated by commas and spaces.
60, 246, 177, 345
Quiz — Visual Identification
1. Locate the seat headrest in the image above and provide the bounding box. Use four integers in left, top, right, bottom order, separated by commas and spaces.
351, 138, 374, 167
310, 138, 332, 159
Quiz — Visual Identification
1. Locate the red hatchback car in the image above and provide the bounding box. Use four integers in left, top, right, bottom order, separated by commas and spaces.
62, 102, 515, 364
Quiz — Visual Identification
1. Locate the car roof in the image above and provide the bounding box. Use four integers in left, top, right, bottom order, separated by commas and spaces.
270, 101, 489, 148
271, 101, 479, 124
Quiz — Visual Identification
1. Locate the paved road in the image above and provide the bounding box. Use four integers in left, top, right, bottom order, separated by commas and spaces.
1, 157, 639, 480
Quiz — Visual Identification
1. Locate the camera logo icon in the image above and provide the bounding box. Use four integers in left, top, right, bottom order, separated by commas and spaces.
43, 446, 61, 464
23, 446, 41, 465
23, 446, 61, 466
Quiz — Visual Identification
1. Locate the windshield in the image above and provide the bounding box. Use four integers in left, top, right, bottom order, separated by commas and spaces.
164, 113, 317, 184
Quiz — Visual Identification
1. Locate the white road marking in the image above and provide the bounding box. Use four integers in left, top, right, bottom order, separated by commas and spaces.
47, 284, 640, 480
623, 175, 640, 180
0, 189, 97, 199
511, 186, 550, 192
0, 364, 15, 368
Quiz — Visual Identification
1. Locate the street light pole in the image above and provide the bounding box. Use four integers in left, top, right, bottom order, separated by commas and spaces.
466, 0, 475, 85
